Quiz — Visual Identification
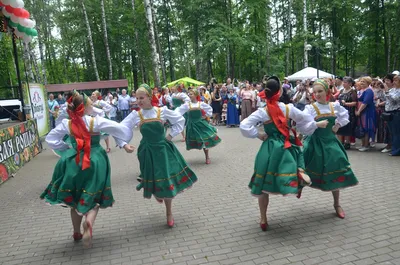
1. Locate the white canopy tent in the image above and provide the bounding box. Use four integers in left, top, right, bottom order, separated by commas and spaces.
287, 67, 334, 81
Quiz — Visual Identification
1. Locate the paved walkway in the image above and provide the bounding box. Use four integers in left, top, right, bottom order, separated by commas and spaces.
0, 127, 399, 265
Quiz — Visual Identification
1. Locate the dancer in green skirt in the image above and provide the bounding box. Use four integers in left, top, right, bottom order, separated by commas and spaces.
91, 90, 113, 153
303, 79, 358, 219
52, 92, 106, 158
41, 91, 133, 248
171, 85, 190, 141
116, 84, 198, 228
240, 76, 328, 231
176, 88, 221, 164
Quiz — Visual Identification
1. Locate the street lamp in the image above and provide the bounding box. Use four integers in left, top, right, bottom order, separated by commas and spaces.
305, 41, 332, 78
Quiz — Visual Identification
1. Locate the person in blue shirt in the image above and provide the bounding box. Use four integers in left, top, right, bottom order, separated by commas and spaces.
48, 93, 59, 129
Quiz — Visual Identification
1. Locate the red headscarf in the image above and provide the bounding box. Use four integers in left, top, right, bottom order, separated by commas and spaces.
67, 94, 91, 170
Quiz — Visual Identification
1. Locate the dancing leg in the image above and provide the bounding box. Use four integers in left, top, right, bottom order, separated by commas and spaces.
83, 206, 99, 248
70, 209, 83, 241
105, 137, 110, 153
203, 148, 210, 164
258, 194, 269, 231
181, 131, 185, 142
164, 199, 174, 227
332, 190, 345, 219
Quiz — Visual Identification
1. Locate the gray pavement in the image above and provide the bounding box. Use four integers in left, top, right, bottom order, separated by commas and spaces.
0, 126, 399, 265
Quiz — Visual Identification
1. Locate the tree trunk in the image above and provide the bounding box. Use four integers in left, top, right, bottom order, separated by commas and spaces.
144, 0, 161, 87
193, 20, 202, 81
163, 0, 174, 81
36, 27, 47, 84
82, 0, 100, 81
331, 5, 337, 75
28, 45, 41, 83
131, 48, 139, 90
131, 0, 146, 83
151, 0, 167, 85
265, 1, 271, 74
101, 0, 113, 80
274, 0, 279, 44
380, 0, 389, 73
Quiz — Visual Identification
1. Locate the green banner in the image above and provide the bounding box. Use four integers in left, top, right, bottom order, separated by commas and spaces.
0, 119, 42, 185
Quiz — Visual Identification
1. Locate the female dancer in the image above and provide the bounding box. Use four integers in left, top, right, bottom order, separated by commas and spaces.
91, 90, 114, 153
176, 89, 221, 164
116, 84, 197, 227
41, 91, 133, 248
303, 79, 358, 219
240, 76, 328, 231
171, 85, 190, 141
159, 87, 172, 109
52, 92, 106, 157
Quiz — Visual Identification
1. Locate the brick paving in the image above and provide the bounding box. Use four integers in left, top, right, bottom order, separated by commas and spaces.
0, 127, 399, 265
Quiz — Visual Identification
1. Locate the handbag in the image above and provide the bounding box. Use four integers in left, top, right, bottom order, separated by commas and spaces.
354, 117, 365, 139
381, 111, 393, 122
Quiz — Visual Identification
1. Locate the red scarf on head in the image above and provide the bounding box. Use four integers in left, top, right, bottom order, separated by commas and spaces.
259, 90, 291, 148
67, 98, 91, 170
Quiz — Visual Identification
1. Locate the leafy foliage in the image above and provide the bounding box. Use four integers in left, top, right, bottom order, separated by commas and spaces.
0, 0, 399, 93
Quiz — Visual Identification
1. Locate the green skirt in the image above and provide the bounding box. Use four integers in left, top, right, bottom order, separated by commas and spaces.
303, 135, 358, 191
136, 139, 197, 199
186, 118, 221, 150
249, 135, 303, 196
41, 140, 114, 214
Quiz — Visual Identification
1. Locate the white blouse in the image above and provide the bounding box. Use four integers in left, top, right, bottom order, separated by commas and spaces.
46, 116, 132, 151
171, 92, 190, 105
115, 106, 185, 147
175, 102, 213, 117
240, 103, 318, 138
55, 105, 105, 127
159, 94, 172, 107
93, 100, 113, 114
304, 102, 349, 128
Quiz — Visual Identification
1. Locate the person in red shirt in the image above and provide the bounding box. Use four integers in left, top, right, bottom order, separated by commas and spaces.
151, 87, 160, 107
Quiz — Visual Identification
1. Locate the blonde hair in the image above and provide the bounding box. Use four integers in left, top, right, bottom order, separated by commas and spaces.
136, 87, 151, 97
359, 76, 372, 85
93, 90, 101, 98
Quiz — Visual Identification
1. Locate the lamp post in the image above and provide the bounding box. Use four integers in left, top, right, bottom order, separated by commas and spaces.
305, 41, 332, 78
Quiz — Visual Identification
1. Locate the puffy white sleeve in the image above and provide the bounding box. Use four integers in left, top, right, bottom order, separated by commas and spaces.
201, 102, 213, 117
333, 102, 350, 127
288, 104, 318, 135
158, 97, 164, 106
175, 103, 190, 115
163, 107, 185, 138
303, 104, 316, 119
181, 93, 191, 103
91, 107, 105, 117
99, 100, 113, 113
167, 95, 173, 105
240, 108, 268, 138
45, 119, 70, 150
114, 111, 141, 147
94, 116, 133, 145
55, 107, 69, 127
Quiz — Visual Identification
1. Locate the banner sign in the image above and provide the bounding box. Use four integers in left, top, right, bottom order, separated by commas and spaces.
0, 119, 42, 185
24, 83, 50, 137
